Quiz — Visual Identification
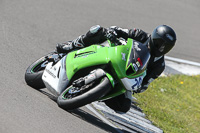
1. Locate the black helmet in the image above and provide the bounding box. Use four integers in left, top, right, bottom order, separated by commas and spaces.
150, 25, 176, 57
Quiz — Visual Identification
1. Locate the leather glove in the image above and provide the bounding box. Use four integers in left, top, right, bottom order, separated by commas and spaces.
105, 29, 118, 43
134, 29, 148, 43
133, 84, 148, 93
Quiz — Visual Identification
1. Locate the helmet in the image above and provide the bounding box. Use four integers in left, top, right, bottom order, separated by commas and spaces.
150, 25, 176, 57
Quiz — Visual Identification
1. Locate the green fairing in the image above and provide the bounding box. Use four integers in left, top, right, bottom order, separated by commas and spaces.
65, 38, 146, 99
65, 45, 110, 80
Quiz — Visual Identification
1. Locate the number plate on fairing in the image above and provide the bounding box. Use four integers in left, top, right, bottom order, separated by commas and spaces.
42, 61, 61, 95
121, 75, 144, 91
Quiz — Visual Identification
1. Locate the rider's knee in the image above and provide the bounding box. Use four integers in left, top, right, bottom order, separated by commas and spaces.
86, 25, 105, 37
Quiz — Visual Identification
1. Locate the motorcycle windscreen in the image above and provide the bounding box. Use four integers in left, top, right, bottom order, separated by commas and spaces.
126, 40, 150, 76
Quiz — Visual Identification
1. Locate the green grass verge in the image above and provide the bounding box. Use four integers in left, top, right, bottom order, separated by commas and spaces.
134, 75, 200, 133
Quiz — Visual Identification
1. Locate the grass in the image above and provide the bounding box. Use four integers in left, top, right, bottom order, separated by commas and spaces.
134, 75, 200, 133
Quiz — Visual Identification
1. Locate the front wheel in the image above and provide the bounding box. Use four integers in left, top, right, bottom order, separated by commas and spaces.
57, 77, 112, 110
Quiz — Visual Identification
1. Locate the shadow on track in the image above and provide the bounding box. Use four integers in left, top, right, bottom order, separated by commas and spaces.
38, 89, 133, 133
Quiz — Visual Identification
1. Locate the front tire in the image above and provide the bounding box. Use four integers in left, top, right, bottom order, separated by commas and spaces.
57, 77, 112, 110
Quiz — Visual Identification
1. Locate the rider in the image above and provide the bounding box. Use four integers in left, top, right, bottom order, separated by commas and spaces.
56, 25, 176, 113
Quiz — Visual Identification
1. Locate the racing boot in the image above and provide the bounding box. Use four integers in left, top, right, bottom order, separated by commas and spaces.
104, 90, 132, 113
56, 35, 85, 53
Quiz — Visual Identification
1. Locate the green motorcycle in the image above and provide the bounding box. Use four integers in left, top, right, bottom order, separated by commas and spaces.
25, 38, 150, 110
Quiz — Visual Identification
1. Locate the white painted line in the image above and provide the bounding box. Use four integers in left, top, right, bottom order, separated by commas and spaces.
165, 56, 200, 67
165, 60, 200, 75
126, 112, 152, 124
129, 108, 146, 117
85, 104, 124, 133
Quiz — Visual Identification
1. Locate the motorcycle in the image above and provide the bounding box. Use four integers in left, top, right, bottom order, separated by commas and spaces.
25, 38, 150, 110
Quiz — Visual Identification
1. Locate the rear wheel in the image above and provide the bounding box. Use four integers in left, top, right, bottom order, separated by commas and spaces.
57, 76, 112, 110
25, 52, 61, 89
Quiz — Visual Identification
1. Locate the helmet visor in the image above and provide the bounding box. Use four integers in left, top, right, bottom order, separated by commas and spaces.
153, 39, 166, 53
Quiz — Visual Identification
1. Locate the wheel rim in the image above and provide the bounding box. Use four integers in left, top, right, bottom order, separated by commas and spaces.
30, 53, 62, 73
62, 86, 82, 99
62, 82, 96, 100
31, 59, 48, 73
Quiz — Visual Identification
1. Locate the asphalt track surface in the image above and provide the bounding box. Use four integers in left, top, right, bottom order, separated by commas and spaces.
0, 0, 199, 133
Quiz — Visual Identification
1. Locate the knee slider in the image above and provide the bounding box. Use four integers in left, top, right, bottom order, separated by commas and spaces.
89, 25, 101, 34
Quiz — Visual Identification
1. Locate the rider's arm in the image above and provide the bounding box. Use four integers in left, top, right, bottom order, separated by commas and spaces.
128, 28, 150, 43
109, 26, 129, 39
109, 26, 150, 43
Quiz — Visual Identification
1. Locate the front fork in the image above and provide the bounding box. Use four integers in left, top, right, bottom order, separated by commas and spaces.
72, 69, 115, 88
71, 68, 131, 101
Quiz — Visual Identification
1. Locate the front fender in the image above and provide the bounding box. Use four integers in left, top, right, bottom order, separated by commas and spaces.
105, 73, 115, 88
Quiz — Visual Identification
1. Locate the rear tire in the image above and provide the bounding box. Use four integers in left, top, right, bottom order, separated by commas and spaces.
25, 52, 55, 89
57, 77, 111, 110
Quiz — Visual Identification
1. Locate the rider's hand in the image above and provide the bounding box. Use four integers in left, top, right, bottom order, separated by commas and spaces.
105, 29, 118, 43
133, 29, 149, 43
133, 84, 148, 93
